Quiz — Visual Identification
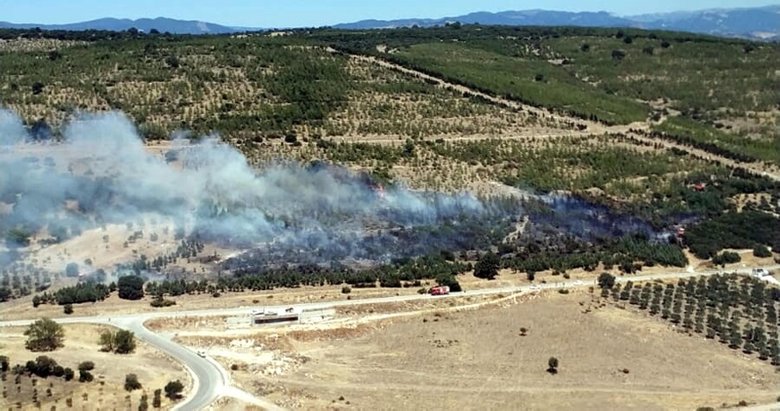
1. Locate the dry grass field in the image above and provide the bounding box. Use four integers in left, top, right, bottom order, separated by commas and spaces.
0, 324, 188, 410
202, 291, 779, 411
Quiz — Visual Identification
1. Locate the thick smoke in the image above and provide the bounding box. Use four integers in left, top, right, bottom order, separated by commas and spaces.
0, 110, 490, 266
1, 109, 669, 271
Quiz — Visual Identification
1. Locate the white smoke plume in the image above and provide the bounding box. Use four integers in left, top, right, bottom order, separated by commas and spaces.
0, 110, 491, 265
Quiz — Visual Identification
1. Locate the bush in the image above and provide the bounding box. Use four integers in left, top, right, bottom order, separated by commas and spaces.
63, 304, 73, 315
153, 389, 162, 408
31, 82, 44, 95
597, 273, 616, 289
164, 380, 185, 399
63, 367, 74, 381
712, 251, 741, 266
547, 357, 559, 374
25, 356, 59, 378
100, 329, 136, 354
99, 329, 114, 352
114, 330, 136, 354
124, 374, 142, 391
78, 361, 94, 372
77, 361, 94, 382
150, 296, 176, 307
611, 49, 626, 61
753, 245, 772, 258
341, 286, 351, 294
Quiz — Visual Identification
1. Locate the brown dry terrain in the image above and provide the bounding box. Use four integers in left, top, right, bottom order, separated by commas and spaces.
201, 291, 779, 411
0, 324, 188, 410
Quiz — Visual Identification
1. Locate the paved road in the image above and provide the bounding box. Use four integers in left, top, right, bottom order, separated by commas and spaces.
2, 264, 778, 409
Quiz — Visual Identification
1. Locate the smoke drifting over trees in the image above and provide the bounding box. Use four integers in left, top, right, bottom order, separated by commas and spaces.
0, 110, 491, 263
1, 109, 679, 272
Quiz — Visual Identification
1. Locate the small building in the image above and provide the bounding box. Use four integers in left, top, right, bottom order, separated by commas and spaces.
252, 307, 300, 325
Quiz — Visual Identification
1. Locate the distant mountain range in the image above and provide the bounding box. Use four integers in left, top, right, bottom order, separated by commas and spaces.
0, 5, 778, 40
334, 6, 780, 41
0, 17, 238, 35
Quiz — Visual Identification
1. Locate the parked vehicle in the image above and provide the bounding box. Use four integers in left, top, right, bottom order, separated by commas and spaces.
429, 285, 450, 295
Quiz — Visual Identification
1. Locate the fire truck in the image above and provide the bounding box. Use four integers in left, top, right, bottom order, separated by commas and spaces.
429, 285, 450, 296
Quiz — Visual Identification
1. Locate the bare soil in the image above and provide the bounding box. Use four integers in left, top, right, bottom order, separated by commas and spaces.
227, 291, 779, 410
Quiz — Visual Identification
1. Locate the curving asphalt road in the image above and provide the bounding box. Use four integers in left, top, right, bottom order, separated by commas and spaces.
1, 264, 778, 410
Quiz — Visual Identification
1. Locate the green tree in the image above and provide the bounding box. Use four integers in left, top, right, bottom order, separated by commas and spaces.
24, 318, 64, 352
114, 330, 137, 354
118, 275, 145, 300
474, 252, 499, 280
597, 273, 616, 289
164, 380, 184, 399
98, 329, 115, 352
0, 355, 8, 372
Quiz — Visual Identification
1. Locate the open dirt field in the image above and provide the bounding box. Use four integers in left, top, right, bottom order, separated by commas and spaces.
0, 324, 188, 410
214, 291, 779, 411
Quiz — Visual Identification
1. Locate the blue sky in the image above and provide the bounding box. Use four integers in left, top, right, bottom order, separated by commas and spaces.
1, 0, 776, 27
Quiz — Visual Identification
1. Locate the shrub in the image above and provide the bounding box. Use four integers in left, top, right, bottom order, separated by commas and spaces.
597, 273, 616, 289
753, 245, 772, 258
31, 82, 44, 95
63, 304, 73, 315
712, 251, 741, 266
98, 329, 114, 352
153, 389, 162, 408
164, 380, 184, 399
547, 357, 559, 374
113, 330, 136, 354
341, 286, 351, 294
63, 368, 74, 381
77, 361, 94, 382
124, 374, 142, 391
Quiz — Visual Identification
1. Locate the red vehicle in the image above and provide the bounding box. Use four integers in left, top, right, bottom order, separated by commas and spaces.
429, 285, 450, 296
